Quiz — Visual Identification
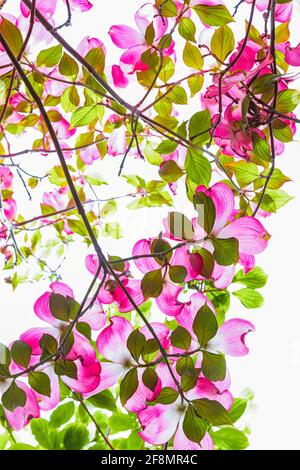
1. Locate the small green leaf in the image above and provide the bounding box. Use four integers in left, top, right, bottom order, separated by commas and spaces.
202, 351, 226, 381
152, 387, 179, 405
182, 405, 207, 443
193, 398, 232, 426
276, 89, 300, 113
233, 288, 264, 309
59, 53, 79, 78
63, 424, 89, 450
169, 265, 187, 283
2, 382, 26, 412
39, 334, 58, 360
11, 341, 32, 369
188, 110, 211, 145
87, 390, 117, 412
185, 149, 211, 186
212, 427, 249, 450
50, 402, 75, 427
211, 25, 234, 62
193, 304, 218, 347
228, 398, 248, 423
28, 372, 51, 397
183, 41, 203, 70
233, 267, 267, 289
212, 237, 239, 266
170, 326, 191, 351
127, 329, 147, 362
49, 293, 70, 322
141, 269, 163, 299
193, 4, 234, 26
54, 360, 77, 379
178, 18, 196, 42
142, 368, 158, 392
37, 45, 62, 67
159, 160, 184, 183
70, 105, 99, 128
120, 368, 138, 406
0, 18, 23, 56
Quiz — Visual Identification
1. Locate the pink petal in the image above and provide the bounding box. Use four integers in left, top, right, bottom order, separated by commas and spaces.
107, 127, 127, 156
126, 369, 162, 413
81, 298, 106, 330
68, 0, 93, 12
67, 332, 97, 366
96, 316, 133, 364
209, 318, 255, 357
112, 279, 145, 312
285, 44, 300, 66
132, 239, 160, 274
196, 182, 235, 236
86, 362, 124, 394
109, 25, 144, 49
217, 216, 270, 255
21, 0, 57, 18
112, 65, 129, 88
63, 359, 101, 394
156, 283, 184, 317
138, 403, 179, 445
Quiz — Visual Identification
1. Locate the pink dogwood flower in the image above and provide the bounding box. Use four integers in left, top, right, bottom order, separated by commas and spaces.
86, 254, 145, 312
138, 362, 232, 449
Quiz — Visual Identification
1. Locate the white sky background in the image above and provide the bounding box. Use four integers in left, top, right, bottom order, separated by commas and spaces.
1, 0, 300, 450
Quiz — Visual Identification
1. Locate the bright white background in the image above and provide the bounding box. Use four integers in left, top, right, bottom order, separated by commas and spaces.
1, 0, 300, 450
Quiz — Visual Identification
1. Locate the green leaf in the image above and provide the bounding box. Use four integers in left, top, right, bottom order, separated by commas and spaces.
28, 372, 51, 397
49, 293, 71, 322
193, 304, 218, 347
188, 110, 211, 145
170, 326, 191, 350
150, 238, 172, 265
193, 398, 232, 425
212, 237, 239, 266
193, 4, 234, 26
167, 211, 194, 240
212, 427, 249, 450
182, 405, 207, 443
59, 53, 79, 78
40, 334, 58, 360
233, 288, 264, 309
11, 340, 31, 368
141, 269, 163, 299
127, 329, 147, 362
64, 424, 89, 450
276, 89, 300, 113
178, 18, 196, 42
265, 189, 293, 210
193, 191, 216, 235
120, 369, 138, 406
0, 343, 11, 367
228, 398, 248, 423
159, 160, 184, 183
202, 351, 226, 381
142, 368, 158, 392
183, 41, 203, 70
54, 360, 77, 379
233, 267, 267, 289
83, 47, 105, 75
70, 105, 99, 128
2, 382, 26, 412
211, 25, 234, 62
87, 390, 117, 412
0, 18, 23, 56
152, 387, 179, 405
37, 45, 62, 67
169, 265, 187, 283
156, 0, 177, 17
185, 148, 211, 186
226, 161, 259, 187
50, 402, 75, 428
61, 85, 80, 113
188, 74, 204, 98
